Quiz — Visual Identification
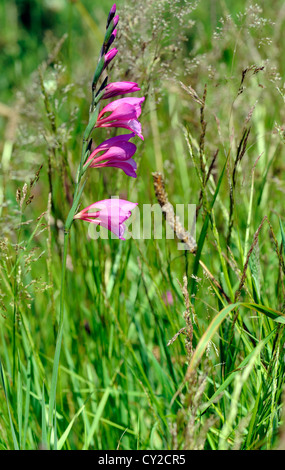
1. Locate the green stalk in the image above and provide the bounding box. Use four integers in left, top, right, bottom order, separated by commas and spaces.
48, 229, 69, 429
47, 95, 99, 433
59, 231, 69, 326
12, 206, 24, 384
46, 40, 103, 438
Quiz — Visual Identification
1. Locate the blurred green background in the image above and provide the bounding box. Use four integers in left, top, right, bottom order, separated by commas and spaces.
2, 0, 283, 101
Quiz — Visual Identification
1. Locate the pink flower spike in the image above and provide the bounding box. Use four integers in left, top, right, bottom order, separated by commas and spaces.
74, 199, 137, 240
102, 82, 141, 99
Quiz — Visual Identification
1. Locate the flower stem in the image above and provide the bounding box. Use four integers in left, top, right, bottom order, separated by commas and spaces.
48, 107, 92, 429
59, 230, 69, 326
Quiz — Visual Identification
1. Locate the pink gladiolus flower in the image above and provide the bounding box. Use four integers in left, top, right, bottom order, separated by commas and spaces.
74, 199, 137, 239
84, 133, 138, 177
96, 97, 145, 140
113, 14, 119, 28
162, 290, 174, 306
102, 82, 141, 99
106, 4, 117, 29
110, 4, 116, 14
104, 48, 118, 68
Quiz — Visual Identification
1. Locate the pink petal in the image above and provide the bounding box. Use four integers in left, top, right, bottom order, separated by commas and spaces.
74, 199, 138, 239
93, 158, 137, 177
99, 97, 144, 120
87, 133, 136, 160
102, 82, 141, 99
97, 119, 144, 140
104, 48, 118, 67
97, 102, 137, 124
94, 142, 136, 163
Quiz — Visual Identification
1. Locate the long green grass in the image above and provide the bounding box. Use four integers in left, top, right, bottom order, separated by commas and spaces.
0, 0, 285, 450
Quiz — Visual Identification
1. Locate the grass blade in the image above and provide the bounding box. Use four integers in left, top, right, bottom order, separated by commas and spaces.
57, 400, 88, 450
83, 387, 111, 450
191, 149, 230, 298
22, 357, 31, 450
48, 323, 64, 427
41, 382, 47, 449
0, 360, 19, 450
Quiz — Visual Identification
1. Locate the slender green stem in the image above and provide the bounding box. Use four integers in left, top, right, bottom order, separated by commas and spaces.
47, 72, 101, 436
12, 208, 24, 383
76, 139, 89, 185
48, 107, 92, 429
59, 230, 69, 326
48, 229, 69, 429
12, 286, 17, 384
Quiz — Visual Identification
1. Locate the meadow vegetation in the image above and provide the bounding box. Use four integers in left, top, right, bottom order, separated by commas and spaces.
0, 0, 285, 450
